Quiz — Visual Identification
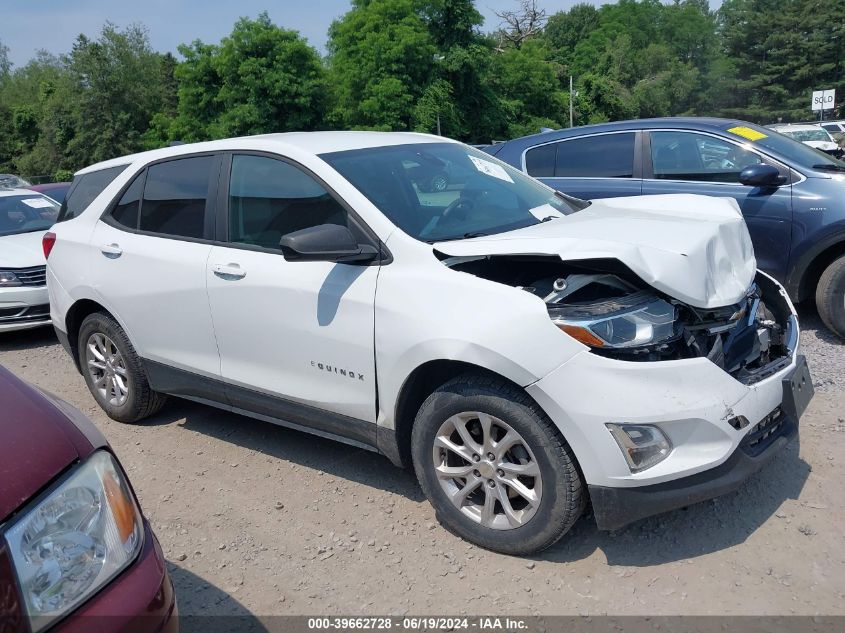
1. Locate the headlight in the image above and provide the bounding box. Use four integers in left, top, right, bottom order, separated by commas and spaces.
550, 295, 678, 348
0, 270, 22, 287
3, 451, 143, 632
607, 423, 672, 472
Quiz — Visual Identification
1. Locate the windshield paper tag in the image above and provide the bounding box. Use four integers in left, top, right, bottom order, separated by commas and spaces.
727, 126, 768, 141
468, 155, 514, 183
22, 198, 54, 209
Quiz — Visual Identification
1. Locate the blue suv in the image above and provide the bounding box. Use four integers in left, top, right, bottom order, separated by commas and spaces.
485, 118, 845, 339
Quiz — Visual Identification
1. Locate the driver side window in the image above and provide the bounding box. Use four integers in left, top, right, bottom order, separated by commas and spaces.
228, 155, 350, 250
651, 131, 763, 183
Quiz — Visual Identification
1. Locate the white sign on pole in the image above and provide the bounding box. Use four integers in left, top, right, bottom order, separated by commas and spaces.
811, 89, 836, 111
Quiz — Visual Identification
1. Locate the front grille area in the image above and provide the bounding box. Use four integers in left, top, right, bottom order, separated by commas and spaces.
6, 266, 48, 287
740, 407, 790, 457
0, 304, 50, 324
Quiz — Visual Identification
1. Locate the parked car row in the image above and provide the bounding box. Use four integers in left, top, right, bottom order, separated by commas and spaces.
484, 117, 845, 339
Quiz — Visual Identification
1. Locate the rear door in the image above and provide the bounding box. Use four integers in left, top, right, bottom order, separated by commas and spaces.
523, 131, 643, 199
89, 154, 222, 378
642, 130, 794, 280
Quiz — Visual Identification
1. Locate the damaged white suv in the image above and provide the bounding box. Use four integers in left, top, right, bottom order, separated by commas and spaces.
46, 133, 813, 555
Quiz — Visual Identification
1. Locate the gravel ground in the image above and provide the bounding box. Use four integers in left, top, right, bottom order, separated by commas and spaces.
1, 309, 843, 622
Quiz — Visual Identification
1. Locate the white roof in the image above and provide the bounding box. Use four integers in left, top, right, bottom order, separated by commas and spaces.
76, 131, 455, 176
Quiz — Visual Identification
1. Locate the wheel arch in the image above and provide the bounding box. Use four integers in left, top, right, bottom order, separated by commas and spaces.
787, 233, 845, 303
63, 299, 118, 373
386, 359, 567, 472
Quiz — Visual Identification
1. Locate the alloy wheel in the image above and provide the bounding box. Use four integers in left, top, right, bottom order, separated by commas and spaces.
85, 333, 129, 407
432, 411, 542, 530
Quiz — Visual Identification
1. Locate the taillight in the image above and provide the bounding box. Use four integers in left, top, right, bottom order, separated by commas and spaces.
42, 232, 57, 259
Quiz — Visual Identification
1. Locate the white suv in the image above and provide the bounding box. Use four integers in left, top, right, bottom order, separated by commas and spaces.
0, 188, 60, 332
46, 133, 813, 554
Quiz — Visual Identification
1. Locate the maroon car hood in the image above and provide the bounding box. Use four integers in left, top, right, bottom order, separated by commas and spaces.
0, 366, 87, 521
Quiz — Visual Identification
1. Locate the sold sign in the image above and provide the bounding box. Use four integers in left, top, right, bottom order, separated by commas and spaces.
812, 89, 836, 111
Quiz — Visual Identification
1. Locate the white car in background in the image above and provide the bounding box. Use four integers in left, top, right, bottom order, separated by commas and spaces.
769, 123, 843, 158
46, 133, 813, 554
0, 188, 60, 332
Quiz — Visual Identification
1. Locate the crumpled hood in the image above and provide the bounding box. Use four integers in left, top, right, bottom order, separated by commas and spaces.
435, 194, 756, 309
0, 230, 47, 268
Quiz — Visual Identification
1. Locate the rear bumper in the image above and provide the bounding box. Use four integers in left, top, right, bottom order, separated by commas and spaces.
55, 521, 178, 633
589, 410, 798, 531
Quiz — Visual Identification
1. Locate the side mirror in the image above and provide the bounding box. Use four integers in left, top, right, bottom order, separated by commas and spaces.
279, 224, 379, 264
739, 164, 787, 188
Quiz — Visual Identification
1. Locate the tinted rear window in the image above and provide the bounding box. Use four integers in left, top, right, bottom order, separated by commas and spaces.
525, 143, 556, 177
58, 165, 128, 222
555, 133, 635, 178
139, 156, 214, 239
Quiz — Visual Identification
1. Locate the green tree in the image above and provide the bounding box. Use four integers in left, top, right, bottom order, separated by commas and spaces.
327, 0, 436, 130
490, 39, 568, 137
62, 24, 171, 168
718, 0, 845, 122
157, 13, 326, 143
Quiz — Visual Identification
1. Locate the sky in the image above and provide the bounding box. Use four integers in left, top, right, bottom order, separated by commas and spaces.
0, 0, 608, 67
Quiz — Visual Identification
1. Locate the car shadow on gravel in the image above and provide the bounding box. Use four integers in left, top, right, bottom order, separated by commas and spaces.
0, 326, 57, 351
157, 400, 426, 501
538, 438, 810, 567
168, 563, 268, 632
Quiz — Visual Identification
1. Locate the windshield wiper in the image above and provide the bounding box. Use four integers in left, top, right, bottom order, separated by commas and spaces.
812, 163, 845, 172
554, 190, 591, 211
462, 231, 488, 239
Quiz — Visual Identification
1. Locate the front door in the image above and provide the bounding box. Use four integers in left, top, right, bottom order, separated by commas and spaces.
643, 130, 793, 280
205, 153, 379, 427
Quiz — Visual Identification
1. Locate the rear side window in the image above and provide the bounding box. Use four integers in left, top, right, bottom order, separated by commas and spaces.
227, 154, 349, 250
554, 133, 636, 178
111, 171, 145, 229
525, 143, 556, 177
58, 165, 128, 222
139, 156, 215, 239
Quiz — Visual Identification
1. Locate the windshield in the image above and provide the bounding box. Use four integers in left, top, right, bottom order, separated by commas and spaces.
0, 194, 60, 237
735, 124, 845, 171
780, 128, 831, 142
320, 142, 585, 242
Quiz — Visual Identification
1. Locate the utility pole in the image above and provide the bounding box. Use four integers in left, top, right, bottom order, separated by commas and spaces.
437, 112, 441, 136
569, 76, 574, 128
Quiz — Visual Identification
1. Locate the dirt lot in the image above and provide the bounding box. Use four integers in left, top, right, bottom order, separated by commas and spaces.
1, 305, 844, 622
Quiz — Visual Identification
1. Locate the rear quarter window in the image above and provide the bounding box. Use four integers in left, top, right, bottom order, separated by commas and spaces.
58, 165, 128, 222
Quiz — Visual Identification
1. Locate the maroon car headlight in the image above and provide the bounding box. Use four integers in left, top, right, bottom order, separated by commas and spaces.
3, 451, 143, 632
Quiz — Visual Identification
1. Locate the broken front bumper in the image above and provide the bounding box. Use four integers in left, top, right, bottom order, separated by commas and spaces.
526, 275, 812, 528
588, 354, 811, 530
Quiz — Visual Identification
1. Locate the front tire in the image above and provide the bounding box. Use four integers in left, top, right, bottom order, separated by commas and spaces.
816, 255, 845, 339
411, 373, 585, 555
78, 312, 167, 423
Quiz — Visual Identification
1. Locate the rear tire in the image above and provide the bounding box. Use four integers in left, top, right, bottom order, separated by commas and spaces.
411, 373, 585, 555
816, 255, 845, 339
78, 312, 167, 423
